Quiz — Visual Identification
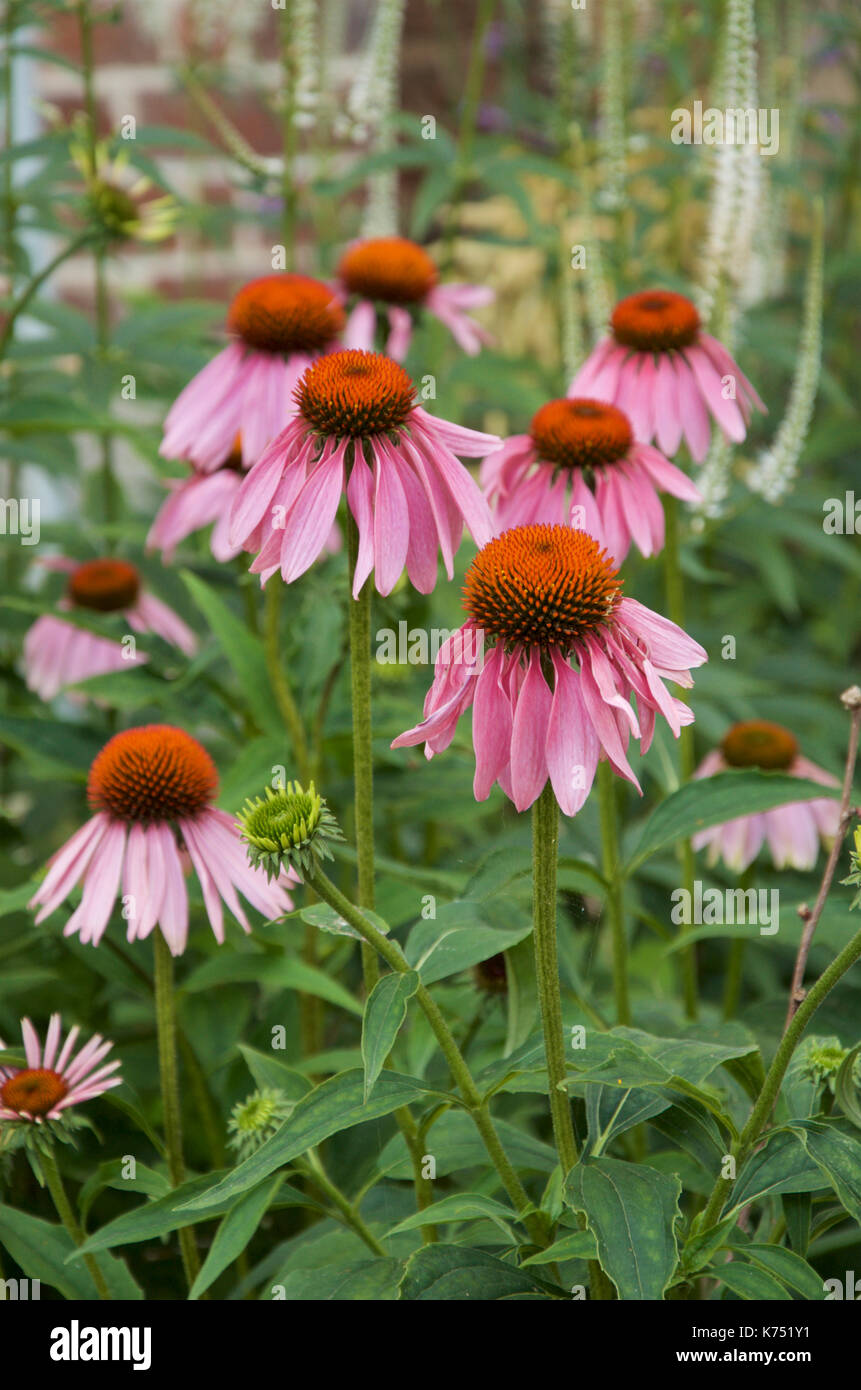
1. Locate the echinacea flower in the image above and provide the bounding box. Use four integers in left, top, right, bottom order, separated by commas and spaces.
160, 274, 346, 471
0, 1014, 121, 1123
692, 720, 840, 872
568, 289, 766, 462
392, 524, 707, 813
24, 558, 196, 702
71, 137, 179, 245
481, 398, 702, 565
147, 437, 247, 563
336, 236, 493, 360
229, 349, 497, 596
30, 725, 297, 956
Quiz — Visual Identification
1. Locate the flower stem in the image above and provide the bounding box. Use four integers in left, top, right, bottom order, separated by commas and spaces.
531, 782, 579, 1174
785, 687, 861, 1030
263, 581, 311, 783
307, 865, 549, 1246
663, 493, 698, 1018
345, 510, 379, 991
153, 928, 201, 1290
40, 1145, 111, 1300
0, 231, 95, 363
697, 920, 861, 1235
722, 867, 753, 1020
303, 1148, 388, 1256
441, 0, 497, 270
598, 760, 631, 1026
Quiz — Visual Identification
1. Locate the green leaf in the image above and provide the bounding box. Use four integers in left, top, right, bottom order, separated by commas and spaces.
706, 1259, 792, 1300
376, 1109, 557, 1180
727, 1238, 825, 1300
74, 1171, 237, 1255
404, 903, 532, 985
834, 1046, 861, 1130
386, 1192, 521, 1239
787, 1120, 861, 1223
180, 570, 280, 735
180, 1070, 453, 1210
564, 1158, 683, 1300
237, 1045, 313, 1101
729, 1129, 825, 1211
398, 1245, 558, 1301
361, 971, 420, 1102
300, 902, 389, 941
520, 1229, 598, 1265
269, 1259, 402, 1300
182, 953, 363, 1017
627, 772, 837, 873
0, 1205, 141, 1299
189, 1177, 283, 1300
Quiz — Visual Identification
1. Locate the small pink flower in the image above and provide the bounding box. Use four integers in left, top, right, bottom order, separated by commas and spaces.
336, 236, 493, 360
692, 720, 840, 872
392, 524, 707, 813
229, 349, 497, 597
148, 437, 246, 563
568, 289, 766, 462
482, 398, 701, 565
24, 558, 196, 701
160, 274, 346, 471
30, 725, 296, 956
0, 1014, 122, 1122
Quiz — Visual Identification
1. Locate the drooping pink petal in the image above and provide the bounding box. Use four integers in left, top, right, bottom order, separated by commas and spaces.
509, 649, 554, 811
546, 650, 599, 815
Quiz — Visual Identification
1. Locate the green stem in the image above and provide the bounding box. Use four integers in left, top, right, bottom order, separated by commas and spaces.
697, 921, 861, 1234
722, 868, 753, 1020
394, 1105, 437, 1242
0, 231, 95, 362
345, 510, 379, 991
40, 1145, 111, 1300
531, 782, 578, 1173
307, 865, 548, 1246
303, 1149, 388, 1257
598, 760, 631, 1026
663, 494, 698, 1018
153, 928, 201, 1290
263, 581, 311, 782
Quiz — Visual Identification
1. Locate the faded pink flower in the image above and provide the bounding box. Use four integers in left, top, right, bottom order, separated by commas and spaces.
482, 397, 701, 565
0, 1014, 121, 1123
568, 289, 766, 462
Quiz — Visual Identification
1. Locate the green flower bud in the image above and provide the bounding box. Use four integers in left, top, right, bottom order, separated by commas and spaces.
236, 781, 342, 879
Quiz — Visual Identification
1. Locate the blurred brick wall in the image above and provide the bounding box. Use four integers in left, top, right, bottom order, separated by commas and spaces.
28, 0, 487, 310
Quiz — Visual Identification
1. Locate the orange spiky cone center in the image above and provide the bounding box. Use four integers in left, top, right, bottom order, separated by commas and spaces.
463, 524, 622, 651
67, 559, 140, 612
88, 724, 218, 822
338, 236, 438, 305
1, 1068, 68, 1116
530, 398, 633, 470
721, 720, 799, 771
296, 349, 415, 436
611, 289, 701, 352
227, 274, 345, 354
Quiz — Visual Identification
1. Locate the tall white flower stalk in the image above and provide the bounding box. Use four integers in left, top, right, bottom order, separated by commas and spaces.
342, 0, 407, 238
747, 201, 824, 502
696, 0, 761, 331
597, 0, 626, 212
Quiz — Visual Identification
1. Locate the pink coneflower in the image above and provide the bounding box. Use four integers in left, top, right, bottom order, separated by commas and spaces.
392, 524, 707, 813
160, 274, 346, 471
481, 398, 702, 565
29, 725, 296, 956
148, 437, 246, 563
336, 236, 493, 360
229, 349, 497, 596
0, 1014, 121, 1122
567, 289, 766, 462
24, 559, 196, 701
692, 720, 840, 872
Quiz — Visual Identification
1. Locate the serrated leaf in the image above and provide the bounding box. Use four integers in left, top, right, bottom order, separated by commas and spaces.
564, 1157, 683, 1300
